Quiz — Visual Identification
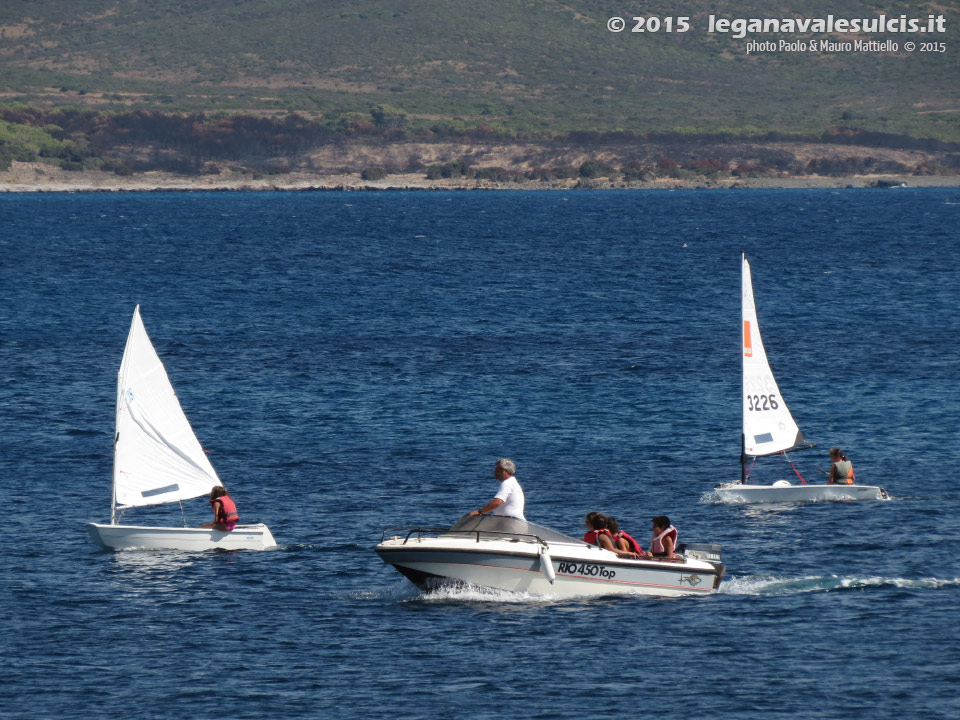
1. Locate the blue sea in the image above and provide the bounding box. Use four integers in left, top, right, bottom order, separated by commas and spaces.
1, 188, 958, 719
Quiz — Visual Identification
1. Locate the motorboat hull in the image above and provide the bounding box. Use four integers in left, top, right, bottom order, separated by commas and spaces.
713, 483, 889, 504
86, 522, 277, 551
376, 518, 724, 599
378, 543, 719, 598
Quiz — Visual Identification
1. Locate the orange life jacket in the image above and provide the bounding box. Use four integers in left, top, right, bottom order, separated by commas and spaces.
834, 460, 856, 485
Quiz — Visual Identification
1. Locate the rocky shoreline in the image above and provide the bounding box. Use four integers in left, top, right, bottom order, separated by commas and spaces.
1, 162, 958, 193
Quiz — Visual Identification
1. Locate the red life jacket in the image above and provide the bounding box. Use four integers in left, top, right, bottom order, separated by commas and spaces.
651, 526, 678, 555
615, 530, 644, 555
213, 494, 239, 526
583, 528, 612, 546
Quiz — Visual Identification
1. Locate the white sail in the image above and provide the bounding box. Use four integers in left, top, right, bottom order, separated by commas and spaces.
741, 254, 805, 457
113, 306, 221, 510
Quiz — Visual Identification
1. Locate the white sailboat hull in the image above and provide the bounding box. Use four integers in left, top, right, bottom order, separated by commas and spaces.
86, 522, 277, 551
714, 483, 890, 504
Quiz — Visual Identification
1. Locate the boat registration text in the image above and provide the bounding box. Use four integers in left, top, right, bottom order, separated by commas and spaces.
556, 562, 616, 579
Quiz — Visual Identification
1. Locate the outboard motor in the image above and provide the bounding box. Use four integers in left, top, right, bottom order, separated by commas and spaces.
679, 542, 726, 588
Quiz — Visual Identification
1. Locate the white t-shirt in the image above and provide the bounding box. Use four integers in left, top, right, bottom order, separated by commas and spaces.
493, 475, 525, 520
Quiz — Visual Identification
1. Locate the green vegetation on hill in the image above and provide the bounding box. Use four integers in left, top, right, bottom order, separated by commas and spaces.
0, 0, 957, 140
0, 117, 99, 171
1, 106, 956, 182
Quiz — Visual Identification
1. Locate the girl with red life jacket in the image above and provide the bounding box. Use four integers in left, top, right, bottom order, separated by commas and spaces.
606, 516, 644, 556
582, 511, 611, 545
649, 515, 678, 559
583, 512, 639, 558
202, 485, 238, 531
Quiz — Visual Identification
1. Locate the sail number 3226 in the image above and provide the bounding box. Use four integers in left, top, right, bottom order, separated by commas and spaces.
746, 394, 779, 411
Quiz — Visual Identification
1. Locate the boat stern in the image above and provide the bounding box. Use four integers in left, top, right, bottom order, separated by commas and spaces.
681, 543, 726, 589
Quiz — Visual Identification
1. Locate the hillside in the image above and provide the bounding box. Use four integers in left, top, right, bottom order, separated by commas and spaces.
1, 0, 957, 140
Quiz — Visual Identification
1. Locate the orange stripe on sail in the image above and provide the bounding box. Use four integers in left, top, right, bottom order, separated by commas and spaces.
743, 320, 753, 357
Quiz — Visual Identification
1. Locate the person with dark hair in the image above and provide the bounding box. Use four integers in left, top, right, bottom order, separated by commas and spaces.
583, 512, 638, 558
648, 515, 677, 559
583, 512, 611, 546
468, 458, 525, 520
202, 485, 238, 531
607, 516, 644, 556
828, 448, 856, 485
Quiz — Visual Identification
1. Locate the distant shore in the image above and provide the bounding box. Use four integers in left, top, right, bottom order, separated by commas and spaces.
2, 162, 958, 193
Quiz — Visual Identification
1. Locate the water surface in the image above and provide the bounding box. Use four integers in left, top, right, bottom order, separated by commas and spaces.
1, 189, 958, 719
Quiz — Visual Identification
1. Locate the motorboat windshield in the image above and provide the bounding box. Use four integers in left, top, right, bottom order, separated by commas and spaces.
447, 514, 582, 544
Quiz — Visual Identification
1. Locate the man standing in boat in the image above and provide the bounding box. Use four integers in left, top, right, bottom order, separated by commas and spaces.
468, 458, 525, 521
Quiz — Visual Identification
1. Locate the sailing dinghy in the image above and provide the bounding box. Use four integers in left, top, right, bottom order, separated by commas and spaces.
86, 306, 277, 551
713, 255, 889, 504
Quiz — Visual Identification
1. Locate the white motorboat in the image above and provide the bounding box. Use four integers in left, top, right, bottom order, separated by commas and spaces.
713, 255, 889, 504
86, 306, 277, 551
376, 515, 725, 598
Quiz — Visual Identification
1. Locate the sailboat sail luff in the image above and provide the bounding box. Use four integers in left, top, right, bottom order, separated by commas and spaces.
741, 254, 805, 459
112, 306, 221, 514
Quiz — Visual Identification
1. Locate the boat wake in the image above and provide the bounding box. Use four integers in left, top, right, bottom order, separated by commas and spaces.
401, 581, 718, 605
379, 574, 960, 603
409, 581, 556, 604
721, 574, 960, 595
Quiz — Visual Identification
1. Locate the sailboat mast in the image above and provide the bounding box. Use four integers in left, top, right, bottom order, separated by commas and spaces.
740, 434, 746, 484
110, 432, 118, 524
740, 253, 747, 485
111, 368, 121, 525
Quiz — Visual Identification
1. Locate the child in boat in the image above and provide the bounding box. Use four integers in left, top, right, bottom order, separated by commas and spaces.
606, 516, 644, 556
583, 512, 639, 558
828, 448, 856, 485
202, 486, 238, 531
648, 515, 678, 559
